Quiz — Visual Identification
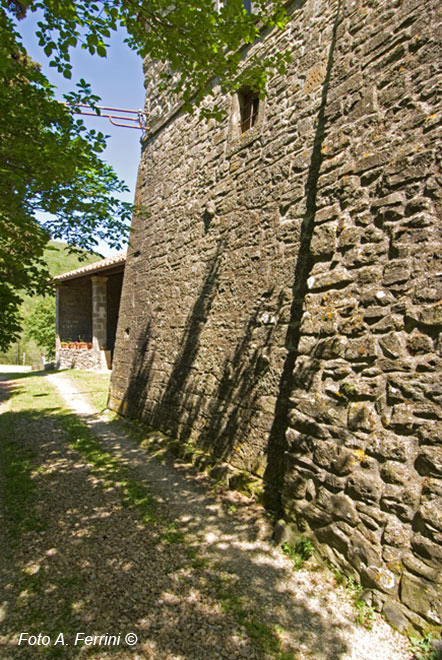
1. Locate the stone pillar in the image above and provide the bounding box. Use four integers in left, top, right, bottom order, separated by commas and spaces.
91, 276, 108, 354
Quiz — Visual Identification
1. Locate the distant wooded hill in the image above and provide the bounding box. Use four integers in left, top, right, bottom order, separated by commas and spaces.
44, 241, 102, 277
0, 242, 102, 366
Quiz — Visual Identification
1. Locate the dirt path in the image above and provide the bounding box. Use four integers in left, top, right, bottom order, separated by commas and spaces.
0, 372, 412, 660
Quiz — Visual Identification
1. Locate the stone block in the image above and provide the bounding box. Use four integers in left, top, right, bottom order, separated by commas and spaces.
406, 303, 442, 327
302, 501, 333, 528
418, 424, 441, 446
322, 471, 347, 492
314, 337, 348, 359
415, 447, 442, 477
348, 528, 384, 572
417, 497, 442, 533
339, 313, 366, 336
313, 440, 341, 470
380, 461, 417, 486
296, 396, 347, 427
297, 335, 317, 355
382, 600, 410, 632
314, 441, 355, 477
344, 244, 385, 268
332, 450, 357, 476
318, 489, 359, 525
383, 260, 411, 286
378, 332, 407, 360
390, 404, 417, 431
348, 402, 378, 432
363, 565, 397, 594
346, 468, 383, 504
355, 502, 387, 530
402, 552, 441, 582
411, 533, 442, 562
383, 517, 411, 547
314, 203, 340, 224
400, 573, 442, 625
283, 473, 314, 500
370, 433, 418, 464
345, 336, 377, 360
383, 545, 403, 566
422, 477, 442, 499
286, 410, 330, 440
300, 309, 337, 335
338, 225, 361, 248
310, 222, 337, 257
306, 269, 354, 292
381, 480, 422, 522
316, 522, 351, 557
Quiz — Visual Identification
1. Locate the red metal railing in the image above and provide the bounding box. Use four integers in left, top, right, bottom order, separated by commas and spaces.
66, 104, 148, 131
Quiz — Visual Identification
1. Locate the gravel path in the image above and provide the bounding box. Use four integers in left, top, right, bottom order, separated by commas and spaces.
0, 372, 412, 660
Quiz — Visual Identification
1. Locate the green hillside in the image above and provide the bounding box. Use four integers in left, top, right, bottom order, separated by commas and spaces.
44, 240, 103, 276
0, 242, 102, 366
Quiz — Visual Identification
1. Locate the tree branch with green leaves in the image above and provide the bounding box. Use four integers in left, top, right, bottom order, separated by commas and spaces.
0, 0, 291, 350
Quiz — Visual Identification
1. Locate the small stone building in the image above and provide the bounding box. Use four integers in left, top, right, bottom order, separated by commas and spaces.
110, 0, 441, 632
54, 253, 125, 371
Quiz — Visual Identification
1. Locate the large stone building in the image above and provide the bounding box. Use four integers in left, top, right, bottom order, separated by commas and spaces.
109, 0, 442, 631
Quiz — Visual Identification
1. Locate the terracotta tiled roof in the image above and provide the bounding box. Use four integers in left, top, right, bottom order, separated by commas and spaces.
54, 252, 126, 282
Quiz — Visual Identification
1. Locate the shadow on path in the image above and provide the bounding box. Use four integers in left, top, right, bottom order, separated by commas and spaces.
0, 372, 363, 660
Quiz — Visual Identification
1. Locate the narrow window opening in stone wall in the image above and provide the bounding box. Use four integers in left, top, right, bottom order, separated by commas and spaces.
238, 88, 260, 133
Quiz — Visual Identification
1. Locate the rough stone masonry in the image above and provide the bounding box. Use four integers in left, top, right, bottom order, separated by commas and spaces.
109, 0, 442, 632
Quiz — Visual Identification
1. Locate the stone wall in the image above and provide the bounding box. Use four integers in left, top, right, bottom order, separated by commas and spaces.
110, 0, 442, 631
56, 347, 111, 371
56, 346, 97, 370
57, 280, 92, 343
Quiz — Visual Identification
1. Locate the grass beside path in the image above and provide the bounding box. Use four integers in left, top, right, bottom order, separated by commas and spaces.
56, 369, 111, 412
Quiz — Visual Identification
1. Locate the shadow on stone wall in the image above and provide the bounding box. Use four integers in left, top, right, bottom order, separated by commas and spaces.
120, 0, 343, 507
122, 318, 157, 419
120, 241, 283, 473
263, 0, 343, 510
119, 242, 225, 432
149, 241, 224, 435
197, 295, 284, 464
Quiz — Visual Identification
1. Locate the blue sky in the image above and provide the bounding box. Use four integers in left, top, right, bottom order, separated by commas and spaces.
16, 12, 146, 257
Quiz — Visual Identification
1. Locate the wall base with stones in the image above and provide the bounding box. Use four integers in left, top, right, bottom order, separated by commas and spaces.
56, 347, 110, 371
